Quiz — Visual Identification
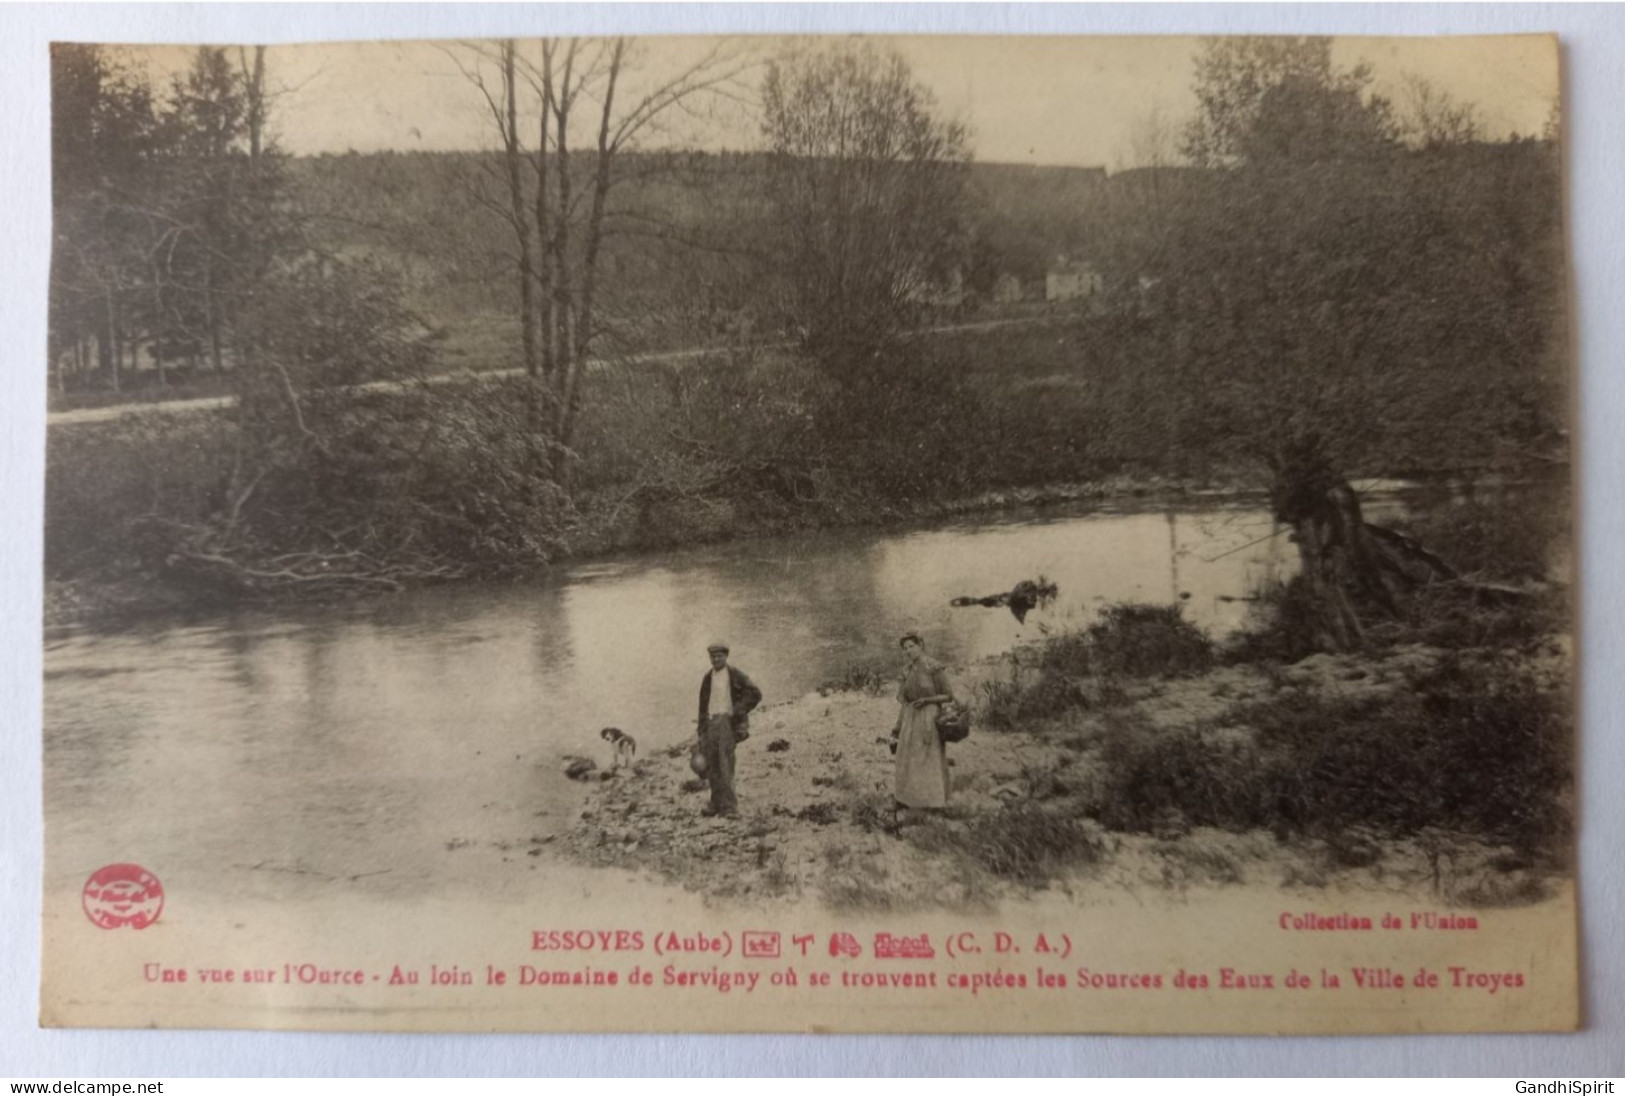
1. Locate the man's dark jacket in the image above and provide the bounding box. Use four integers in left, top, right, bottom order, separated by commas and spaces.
696, 665, 763, 731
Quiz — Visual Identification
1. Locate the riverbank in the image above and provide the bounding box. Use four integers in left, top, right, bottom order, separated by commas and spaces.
48, 305, 1566, 629
557, 623, 1573, 911
44, 459, 1564, 634
42, 471, 1262, 631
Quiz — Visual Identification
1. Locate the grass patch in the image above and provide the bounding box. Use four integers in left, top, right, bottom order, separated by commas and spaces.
795, 802, 841, 826
830, 768, 864, 794
760, 850, 801, 898
1034, 630, 1094, 676
977, 666, 1096, 730
1411, 829, 1558, 907
1091, 655, 1571, 853
975, 602, 1210, 732
910, 804, 1108, 885
847, 791, 897, 835
819, 660, 891, 696
817, 845, 900, 911
1152, 838, 1246, 886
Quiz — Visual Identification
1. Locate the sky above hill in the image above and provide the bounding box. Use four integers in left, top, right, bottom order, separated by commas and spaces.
116, 33, 1559, 168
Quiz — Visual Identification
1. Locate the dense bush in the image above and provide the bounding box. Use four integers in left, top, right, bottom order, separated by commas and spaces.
48, 377, 566, 592
978, 668, 1097, 731
1091, 713, 1275, 834
1081, 603, 1216, 678
1091, 656, 1571, 852
1394, 483, 1568, 584
812, 341, 988, 502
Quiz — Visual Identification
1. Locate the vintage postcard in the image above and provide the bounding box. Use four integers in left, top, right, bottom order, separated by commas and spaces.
41, 33, 1576, 1033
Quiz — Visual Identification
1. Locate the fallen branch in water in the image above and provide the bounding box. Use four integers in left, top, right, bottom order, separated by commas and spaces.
161, 532, 468, 595
178, 551, 409, 590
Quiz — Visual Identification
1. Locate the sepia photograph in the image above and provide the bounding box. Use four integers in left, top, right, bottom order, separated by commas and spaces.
36, 26, 1579, 1036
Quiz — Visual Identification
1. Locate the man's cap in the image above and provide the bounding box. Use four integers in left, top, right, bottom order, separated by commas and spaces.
706, 642, 730, 653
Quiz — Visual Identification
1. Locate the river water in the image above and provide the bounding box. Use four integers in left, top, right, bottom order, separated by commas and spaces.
45, 496, 1391, 902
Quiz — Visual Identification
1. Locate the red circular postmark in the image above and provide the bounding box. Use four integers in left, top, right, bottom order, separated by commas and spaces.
82, 863, 164, 930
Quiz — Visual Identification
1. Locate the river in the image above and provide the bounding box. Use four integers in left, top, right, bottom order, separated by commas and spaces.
45, 495, 1402, 905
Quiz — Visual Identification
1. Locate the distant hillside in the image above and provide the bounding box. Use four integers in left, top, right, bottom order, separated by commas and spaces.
287, 150, 1139, 325
286, 142, 1556, 354
289, 150, 770, 331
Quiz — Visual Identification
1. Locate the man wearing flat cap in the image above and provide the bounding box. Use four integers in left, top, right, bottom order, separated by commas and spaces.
694, 642, 762, 818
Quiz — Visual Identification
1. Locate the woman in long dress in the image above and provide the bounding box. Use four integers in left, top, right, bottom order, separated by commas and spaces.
891, 632, 955, 819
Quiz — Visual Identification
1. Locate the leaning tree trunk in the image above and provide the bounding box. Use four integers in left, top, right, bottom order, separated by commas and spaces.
1270, 436, 1457, 652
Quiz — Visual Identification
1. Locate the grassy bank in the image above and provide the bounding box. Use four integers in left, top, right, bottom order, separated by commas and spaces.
556, 493, 1572, 908
43, 321, 1253, 624
559, 621, 1571, 909
45, 314, 1563, 625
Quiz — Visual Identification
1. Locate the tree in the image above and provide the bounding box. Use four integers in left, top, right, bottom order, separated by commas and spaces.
1396, 72, 1484, 150
1114, 103, 1185, 172
51, 43, 458, 592
1238, 72, 1398, 164
759, 40, 970, 370
48, 44, 163, 392
1152, 38, 1559, 649
450, 37, 754, 497
49, 45, 301, 393
1182, 37, 1394, 167
156, 46, 297, 379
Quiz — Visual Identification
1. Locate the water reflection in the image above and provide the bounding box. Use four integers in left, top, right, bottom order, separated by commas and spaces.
45, 500, 1303, 897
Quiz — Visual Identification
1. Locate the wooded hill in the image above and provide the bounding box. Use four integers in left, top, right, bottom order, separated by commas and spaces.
287, 142, 1558, 355
288, 151, 1128, 329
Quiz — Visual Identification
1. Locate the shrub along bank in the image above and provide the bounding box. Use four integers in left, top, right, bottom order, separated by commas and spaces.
956, 545, 1571, 884
46, 315, 1565, 621
45, 328, 1248, 617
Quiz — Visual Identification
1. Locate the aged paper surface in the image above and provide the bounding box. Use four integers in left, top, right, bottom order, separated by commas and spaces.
41, 33, 1576, 1034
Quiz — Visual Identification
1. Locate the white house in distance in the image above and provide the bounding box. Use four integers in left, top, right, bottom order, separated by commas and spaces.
1046, 258, 1104, 303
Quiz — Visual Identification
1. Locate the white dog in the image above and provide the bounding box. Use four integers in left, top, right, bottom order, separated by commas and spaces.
600, 727, 637, 772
